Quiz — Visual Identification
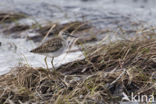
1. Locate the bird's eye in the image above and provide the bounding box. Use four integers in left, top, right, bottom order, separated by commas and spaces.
68, 41, 70, 44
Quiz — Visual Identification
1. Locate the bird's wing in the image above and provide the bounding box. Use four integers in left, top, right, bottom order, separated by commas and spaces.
30, 37, 63, 53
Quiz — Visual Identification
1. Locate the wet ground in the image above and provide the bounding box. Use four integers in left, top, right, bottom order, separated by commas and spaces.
0, 0, 156, 75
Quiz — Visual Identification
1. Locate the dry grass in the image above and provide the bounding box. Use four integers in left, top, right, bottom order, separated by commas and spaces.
3, 25, 30, 34
0, 12, 27, 24
28, 21, 94, 42
0, 33, 155, 103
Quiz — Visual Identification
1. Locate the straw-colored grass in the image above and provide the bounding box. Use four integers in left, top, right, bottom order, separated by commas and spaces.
0, 12, 26, 24
0, 33, 155, 103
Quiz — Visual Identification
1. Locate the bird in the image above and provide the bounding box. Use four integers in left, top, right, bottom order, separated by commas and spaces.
30, 31, 77, 70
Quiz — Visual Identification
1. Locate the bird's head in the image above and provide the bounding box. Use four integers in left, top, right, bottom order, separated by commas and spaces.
58, 31, 77, 40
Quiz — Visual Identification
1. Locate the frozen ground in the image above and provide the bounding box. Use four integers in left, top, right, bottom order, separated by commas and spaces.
0, 35, 83, 75
0, 0, 156, 75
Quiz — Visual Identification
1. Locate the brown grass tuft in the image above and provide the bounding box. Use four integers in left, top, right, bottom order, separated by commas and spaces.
0, 12, 27, 24
0, 34, 155, 103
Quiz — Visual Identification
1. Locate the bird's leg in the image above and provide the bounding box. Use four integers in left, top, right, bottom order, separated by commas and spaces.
51, 57, 55, 70
44, 56, 49, 70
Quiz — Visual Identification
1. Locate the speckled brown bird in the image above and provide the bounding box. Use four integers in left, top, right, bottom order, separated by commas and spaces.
30, 32, 77, 70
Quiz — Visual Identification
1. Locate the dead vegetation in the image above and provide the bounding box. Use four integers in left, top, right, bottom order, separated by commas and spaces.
37, 21, 92, 36
27, 21, 95, 43
3, 25, 30, 34
0, 18, 97, 44
0, 12, 26, 23
0, 13, 98, 44
0, 33, 155, 103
